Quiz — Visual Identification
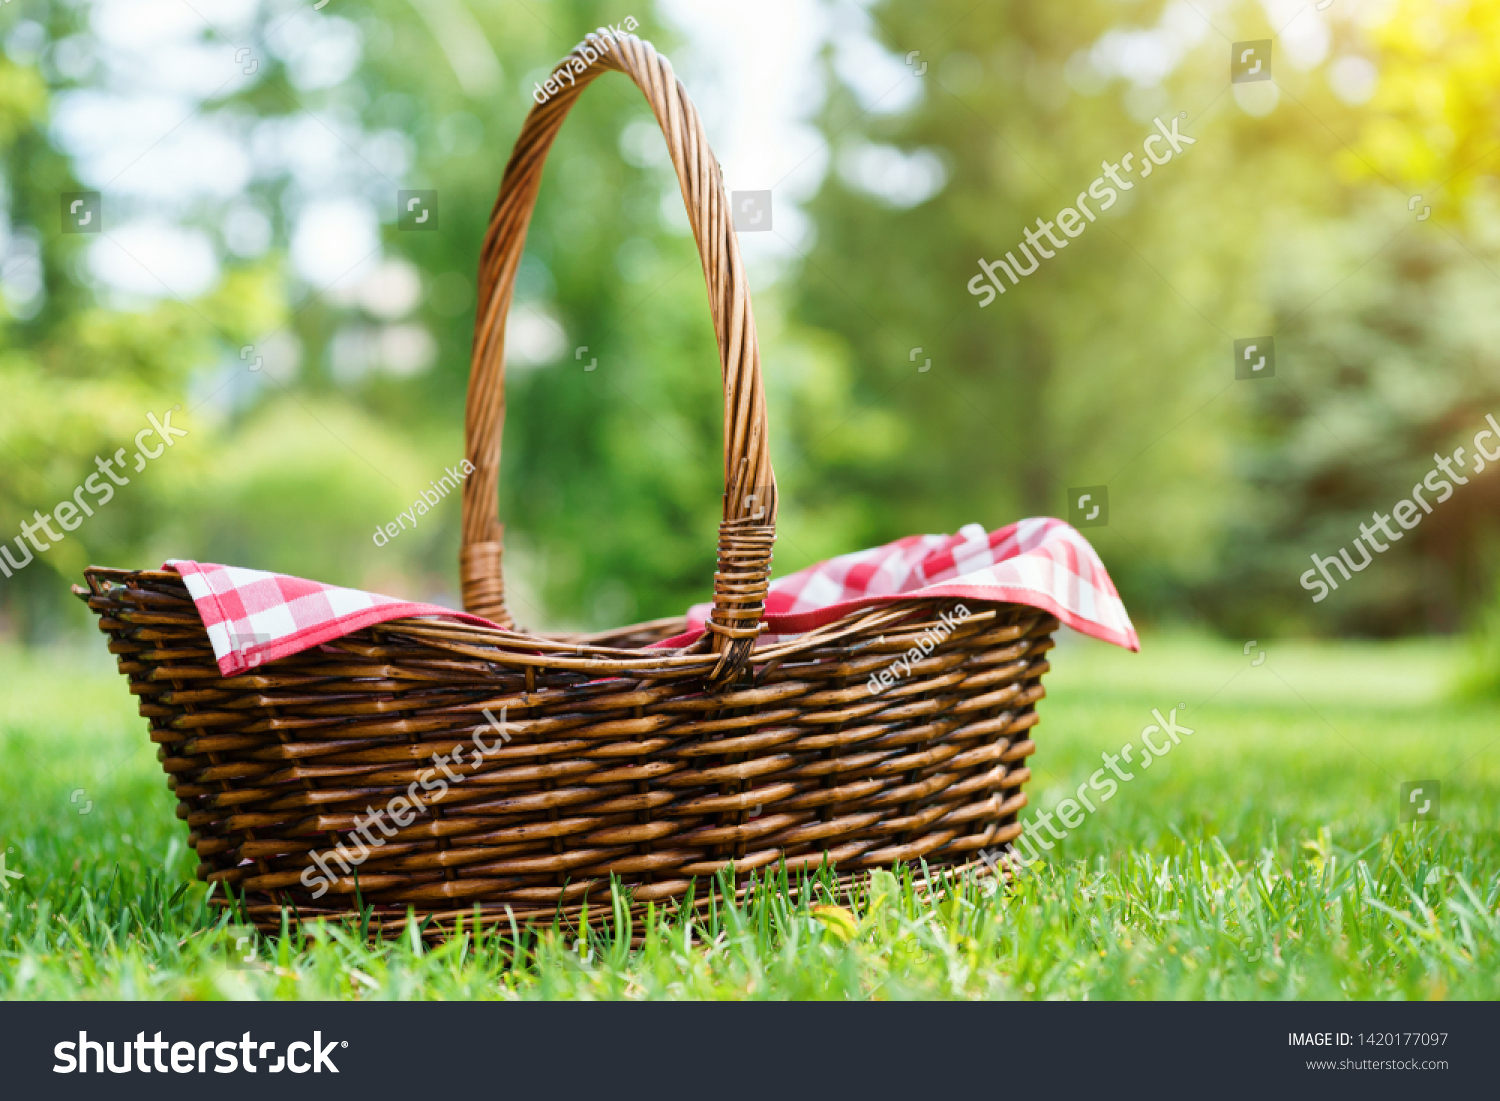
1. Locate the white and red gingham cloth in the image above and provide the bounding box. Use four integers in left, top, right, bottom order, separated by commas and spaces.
169, 517, 1136, 676
661, 517, 1137, 650
166, 562, 499, 675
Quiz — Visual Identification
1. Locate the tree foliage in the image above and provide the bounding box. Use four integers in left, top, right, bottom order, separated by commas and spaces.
2, 0, 1497, 641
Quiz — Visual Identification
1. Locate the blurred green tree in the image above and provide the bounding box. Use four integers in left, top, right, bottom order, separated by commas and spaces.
4, 0, 1498, 647
791, 0, 1500, 637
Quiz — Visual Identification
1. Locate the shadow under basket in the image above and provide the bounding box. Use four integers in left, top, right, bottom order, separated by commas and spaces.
74, 31, 1055, 936
78, 567, 1051, 935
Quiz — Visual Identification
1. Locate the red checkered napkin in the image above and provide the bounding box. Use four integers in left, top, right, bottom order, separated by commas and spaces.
665, 517, 1138, 652
166, 561, 498, 676
168, 516, 1136, 677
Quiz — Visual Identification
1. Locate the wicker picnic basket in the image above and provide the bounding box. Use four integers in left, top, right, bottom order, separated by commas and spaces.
75, 32, 1056, 935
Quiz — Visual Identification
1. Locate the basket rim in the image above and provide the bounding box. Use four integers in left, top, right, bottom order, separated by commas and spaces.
80, 564, 1041, 679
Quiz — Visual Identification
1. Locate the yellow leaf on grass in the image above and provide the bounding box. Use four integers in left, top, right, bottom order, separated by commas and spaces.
810, 904, 859, 942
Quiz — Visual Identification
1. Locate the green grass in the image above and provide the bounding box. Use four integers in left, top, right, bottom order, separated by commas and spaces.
0, 632, 1496, 999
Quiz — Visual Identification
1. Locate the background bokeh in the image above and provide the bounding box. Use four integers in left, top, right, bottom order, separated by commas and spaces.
2, 0, 1498, 658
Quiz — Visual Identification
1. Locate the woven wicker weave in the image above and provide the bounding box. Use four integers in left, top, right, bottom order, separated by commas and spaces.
76, 32, 1054, 934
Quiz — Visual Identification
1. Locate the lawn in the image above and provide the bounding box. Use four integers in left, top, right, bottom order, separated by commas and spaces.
0, 630, 1495, 999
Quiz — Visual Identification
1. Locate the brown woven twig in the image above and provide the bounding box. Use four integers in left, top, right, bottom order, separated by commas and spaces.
74, 32, 1055, 935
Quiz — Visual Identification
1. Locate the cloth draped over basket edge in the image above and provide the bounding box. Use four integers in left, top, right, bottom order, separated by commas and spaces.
663, 517, 1137, 651
166, 516, 1138, 678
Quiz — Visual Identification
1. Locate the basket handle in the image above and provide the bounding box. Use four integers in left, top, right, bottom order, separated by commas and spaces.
460, 31, 776, 679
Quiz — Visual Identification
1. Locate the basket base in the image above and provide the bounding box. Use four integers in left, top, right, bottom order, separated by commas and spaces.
214, 848, 1023, 940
